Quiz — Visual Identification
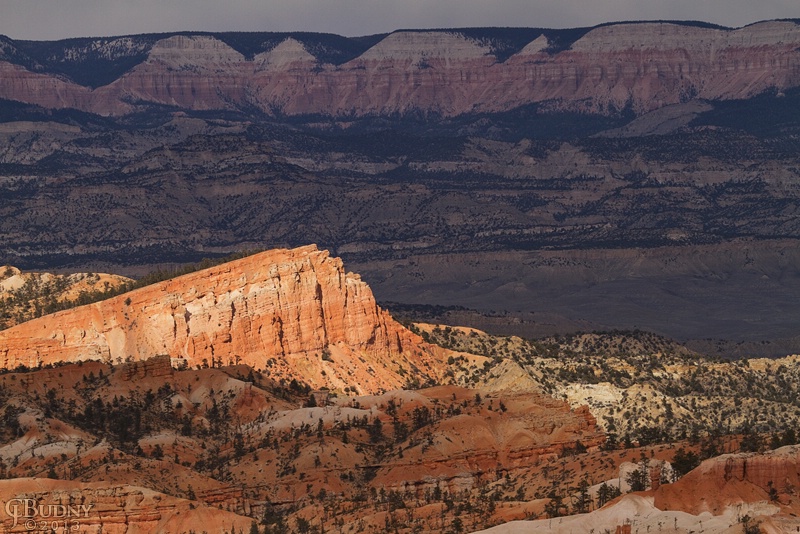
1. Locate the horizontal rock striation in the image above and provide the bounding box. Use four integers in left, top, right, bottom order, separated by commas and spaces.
2, 21, 800, 117
0, 478, 253, 534
0, 245, 447, 393
653, 445, 800, 515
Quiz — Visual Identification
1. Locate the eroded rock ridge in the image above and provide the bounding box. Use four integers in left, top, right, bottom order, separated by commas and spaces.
0, 245, 445, 393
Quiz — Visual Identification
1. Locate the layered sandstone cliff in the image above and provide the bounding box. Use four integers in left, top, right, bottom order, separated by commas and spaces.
653, 444, 800, 515
2, 21, 800, 117
474, 446, 800, 534
0, 245, 446, 393
0, 478, 253, 534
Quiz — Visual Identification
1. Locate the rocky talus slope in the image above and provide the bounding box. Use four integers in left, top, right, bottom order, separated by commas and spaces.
0, 245, 446, 394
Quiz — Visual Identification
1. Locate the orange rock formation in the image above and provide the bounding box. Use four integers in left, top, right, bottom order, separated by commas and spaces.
0, 245, 446, 394
0, 478, 253, 533
653, 445, 800, 515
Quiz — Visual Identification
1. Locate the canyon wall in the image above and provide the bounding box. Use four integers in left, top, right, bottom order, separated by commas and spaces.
653, 445, 800, 515
0, 245, 446, 393
2, 21, 800, 117
0, 478, 253, 534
